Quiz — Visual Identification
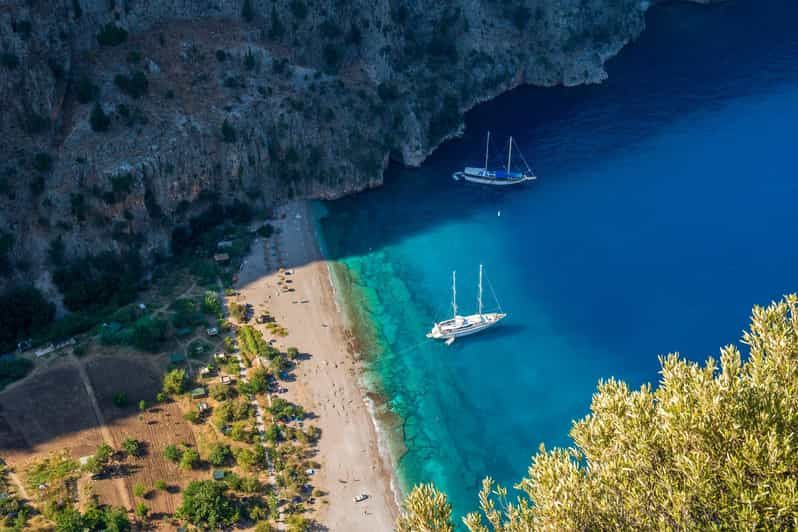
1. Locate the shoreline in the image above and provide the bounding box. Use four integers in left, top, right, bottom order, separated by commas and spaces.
234, 200, 400, 530
319, 250, 407, 510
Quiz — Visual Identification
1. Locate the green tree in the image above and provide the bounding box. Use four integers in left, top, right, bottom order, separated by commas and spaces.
242, 0, 255, 22
135, 502, 149, 519
222, 119, 237, 143
402, 295, 798, 531
180, 448, 200, 470
396, 483, 453, 532
90, 103, 111, 132
138, 400, 147, 412
208, 443, 232, 466
164, 444, 181, 463
122, 437, 142, 458
133, 482, 146, 498
112, 392, 128, 407
176, 480, 238, 528
162, 368, 187, 395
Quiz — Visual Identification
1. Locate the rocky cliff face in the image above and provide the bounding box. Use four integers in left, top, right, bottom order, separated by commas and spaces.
0, 0, 714, 295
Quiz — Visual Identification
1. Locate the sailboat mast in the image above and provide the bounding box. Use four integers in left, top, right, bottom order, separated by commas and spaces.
452, 271, 458, 319
477, 264, 483, 315
507, 136, 513, 173
484, 132, 490, 172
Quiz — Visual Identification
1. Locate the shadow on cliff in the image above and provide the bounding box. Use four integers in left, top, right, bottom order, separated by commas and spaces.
317, 0, 798, 263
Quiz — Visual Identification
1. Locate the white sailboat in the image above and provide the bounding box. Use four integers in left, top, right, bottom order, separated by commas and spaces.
452, 132, 536, 186
427, 265, 506, 344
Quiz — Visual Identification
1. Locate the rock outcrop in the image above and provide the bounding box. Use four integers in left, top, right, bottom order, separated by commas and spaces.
0, 0, 717, 293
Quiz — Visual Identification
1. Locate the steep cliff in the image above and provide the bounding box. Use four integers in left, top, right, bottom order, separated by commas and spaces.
0, 0, 714, 295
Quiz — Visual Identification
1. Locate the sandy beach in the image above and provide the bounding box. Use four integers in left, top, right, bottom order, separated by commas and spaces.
235, 201, 398, 531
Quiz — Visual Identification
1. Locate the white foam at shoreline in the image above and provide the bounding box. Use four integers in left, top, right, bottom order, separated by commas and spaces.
310, 200, 406, 512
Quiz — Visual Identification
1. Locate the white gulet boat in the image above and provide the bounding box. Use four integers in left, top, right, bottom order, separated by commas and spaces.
427, 265, 506, 345
452, 132, 536, 186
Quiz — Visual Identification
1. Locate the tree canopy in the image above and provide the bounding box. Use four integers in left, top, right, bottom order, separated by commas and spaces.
399, 295, 798, 531
176, 480, 238, 528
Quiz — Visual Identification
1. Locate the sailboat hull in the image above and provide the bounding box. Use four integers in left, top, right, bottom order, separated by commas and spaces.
427, 313, 506, 340
453, 171, 535, 186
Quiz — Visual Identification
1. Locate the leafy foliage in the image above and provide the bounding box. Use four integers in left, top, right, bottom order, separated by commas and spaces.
52, 251, 141, 311
397, 483, 453, 532
0, 285, 55, 353
177, 480, 239, 528
114, 71, 149, 99
208, 443, 232, 466
222, 119, 237, 143
162, 368, 187, 395
90, 103, 111, 132
96, 23, 128, 46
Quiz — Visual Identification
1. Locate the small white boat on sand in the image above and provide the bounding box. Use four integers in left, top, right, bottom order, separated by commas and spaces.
427, 265, 505, 344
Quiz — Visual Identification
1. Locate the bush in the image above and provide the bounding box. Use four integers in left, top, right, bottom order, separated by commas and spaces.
230, 302, 247, 321
135, 502, 149, 519
268, 5, 284, 40
180, 448, 200, 470
242, 0, 255, 22
164, 444, 181, 462
210, 383, 233, 401
203, 291, 222, 316
133, 483, 146, 498
512, 5, 531, 30
0, 285, 55, 353
76, 75, 99, 103
244, 49, 257, 71
233, 447, 256, 471
122, 437, 143, 458
177, 480, 238, 528
208, 443, 232, 466
155, 480, 167, 491
113, 392, 128, 407
1, 53, 19, 70
52, 251, 142, 311
269, 398, 305, 422
97, 23, 128, 46
32, 152, 53, 173
114, 71, 149, 98
322, 44, 341, 70
90, 103, 111, 132
184, 410, 200, 424
162, 368, 187, 395
222, 120, 237, 143
289, 0, 308, 20
0, 357, 33, 390
131, 316, 168, 352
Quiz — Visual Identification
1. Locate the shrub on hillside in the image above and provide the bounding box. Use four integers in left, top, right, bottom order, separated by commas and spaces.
177, 480, 238, 528
114, 71, 149, 99
52, 251, 142, 312
76, 75, 99, 103
97, 23, 128, 46
90, 103, 111, 132
0, 285, 55, 353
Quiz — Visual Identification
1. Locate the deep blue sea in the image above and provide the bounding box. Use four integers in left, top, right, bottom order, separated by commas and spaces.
317, 0, 798, 522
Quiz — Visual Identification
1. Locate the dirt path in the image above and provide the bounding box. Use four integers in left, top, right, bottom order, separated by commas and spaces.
8, 470, 30, 501
71, 355, 133, 510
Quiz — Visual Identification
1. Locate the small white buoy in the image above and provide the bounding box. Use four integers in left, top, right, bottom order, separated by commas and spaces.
497, 210, 501, 217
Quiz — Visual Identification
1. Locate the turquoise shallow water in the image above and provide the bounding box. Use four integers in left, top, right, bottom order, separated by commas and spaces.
317, 0, 798, 522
